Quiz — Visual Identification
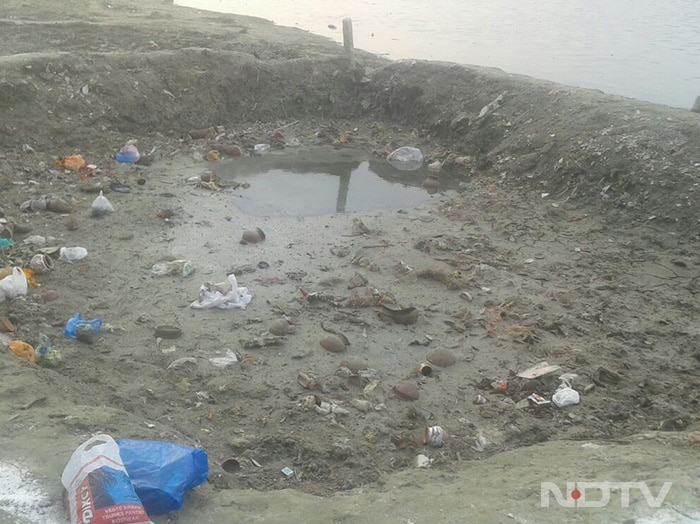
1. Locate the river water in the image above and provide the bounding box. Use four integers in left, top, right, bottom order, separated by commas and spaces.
175, 0, 700, 110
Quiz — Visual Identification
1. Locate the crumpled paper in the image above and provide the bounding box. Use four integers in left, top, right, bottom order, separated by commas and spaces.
190, 273, 251, 310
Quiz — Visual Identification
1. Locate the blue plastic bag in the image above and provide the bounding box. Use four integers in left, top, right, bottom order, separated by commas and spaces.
63, 312, 102, 338
116, 439, 209, 515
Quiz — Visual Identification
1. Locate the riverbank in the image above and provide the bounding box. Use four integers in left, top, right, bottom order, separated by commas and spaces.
1, 1, 699, 522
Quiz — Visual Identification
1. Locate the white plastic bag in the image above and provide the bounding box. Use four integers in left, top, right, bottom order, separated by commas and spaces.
61, 434, 152, 524
190, 273, 252, 310
552, 380, 581, 408
91, 190, 114, 217
386, 146, 424, 171
0, 267, 28, 302
60, 246, 89, 262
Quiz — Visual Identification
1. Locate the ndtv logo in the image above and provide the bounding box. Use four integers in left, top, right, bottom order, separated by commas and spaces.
541, 482, 673, 508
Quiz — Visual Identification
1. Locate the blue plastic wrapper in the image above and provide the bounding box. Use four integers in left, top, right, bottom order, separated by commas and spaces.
63, 312, 102, 338
116, 439, 209, 515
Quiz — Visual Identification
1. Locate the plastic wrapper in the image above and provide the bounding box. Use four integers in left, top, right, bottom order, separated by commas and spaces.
190, 273, 252, 309
116, 439, 209, 515
386, 146, 423, 171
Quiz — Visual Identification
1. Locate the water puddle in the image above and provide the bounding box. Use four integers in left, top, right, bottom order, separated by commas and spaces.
215, 147, 440, 217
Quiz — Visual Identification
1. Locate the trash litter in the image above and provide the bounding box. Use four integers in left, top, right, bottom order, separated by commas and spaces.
64, 312, 103, 340
0, 267, 28, 302
8, 340, 36, 363
315, 400, 349, 416
386, 146, 424, 171
35, 333, 61, 367
28, 253, 54, 274
190, 273, 252, 310
116, 144, 141, 164
423, 425, 448, 447
552, 380, 580, 408
55, 154, 87, 172
517, 361, 562, 379
417, 363, 433, 377
253, 143, 270, 155
415, 454, 432, 468
0, 238, 13, 249
281, 466, 294, 479
91, 191, 114, 217
208, 350, 239, 369
527, 393, 551, 407
59, 246, 88, 263
115, 439, 209, 515
150, 260, 195, 277
61, 434, 153, 524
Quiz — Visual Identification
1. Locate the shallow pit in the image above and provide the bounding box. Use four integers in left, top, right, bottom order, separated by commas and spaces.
214, 147, 446, 216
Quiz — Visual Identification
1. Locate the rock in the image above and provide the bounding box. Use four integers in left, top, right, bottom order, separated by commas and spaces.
392, 382, 420, 400
269, 319, 295, 336
339, 357, 369, 374
426, 348, 456, 367
240, 227, 266, 245
320, 335, 346, 353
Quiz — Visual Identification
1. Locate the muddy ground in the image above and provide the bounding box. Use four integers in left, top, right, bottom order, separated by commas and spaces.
0, 1, 699, 523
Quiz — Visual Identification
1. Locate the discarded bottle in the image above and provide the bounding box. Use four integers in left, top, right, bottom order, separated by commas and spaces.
59, 246, 88, 262
151, 260, 195, 277
63, 313, 102, 340
387, 146, 424, 171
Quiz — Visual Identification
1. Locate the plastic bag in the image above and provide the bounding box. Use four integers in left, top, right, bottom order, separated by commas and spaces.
61, 434, 152, 524
91, 191, 114, 217
0, 267, 28, 302
116, 144, 140, 164
60, 246, 89, 262
64, 312, 103, 338
151, 260, 195, 278
190, 273, 252, 310
386, 146, 424, 171
116, 439, 209, 515
552, 380, 581, 407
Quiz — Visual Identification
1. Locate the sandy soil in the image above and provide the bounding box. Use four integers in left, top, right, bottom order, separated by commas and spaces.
0, 1, 699, 523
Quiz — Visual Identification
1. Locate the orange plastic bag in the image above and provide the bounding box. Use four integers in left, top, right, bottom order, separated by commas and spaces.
22, 268, 38, 287
55, 154, 86, 172
8, 340, 36, 363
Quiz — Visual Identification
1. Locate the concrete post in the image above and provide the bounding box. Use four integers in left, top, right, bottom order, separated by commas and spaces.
343, 18, 355, 67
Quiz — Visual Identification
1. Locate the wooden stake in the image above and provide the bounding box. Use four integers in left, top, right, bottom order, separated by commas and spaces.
343, 18, 354, 67
691, 96, 700, 114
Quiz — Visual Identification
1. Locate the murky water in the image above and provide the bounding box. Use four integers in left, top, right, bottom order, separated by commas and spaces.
175, 0, 700, 109
217, 148, 435, 217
